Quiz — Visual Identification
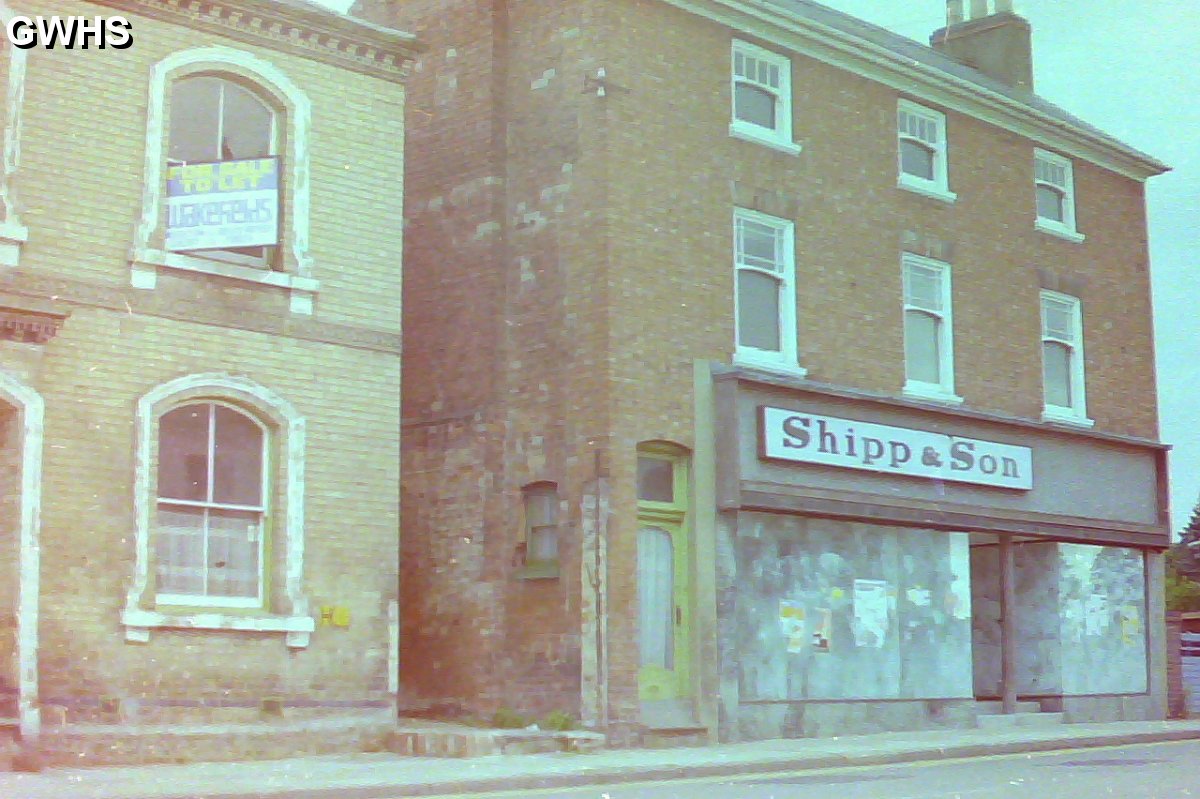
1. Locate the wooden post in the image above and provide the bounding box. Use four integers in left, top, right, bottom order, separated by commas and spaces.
999, 536, 1017, 715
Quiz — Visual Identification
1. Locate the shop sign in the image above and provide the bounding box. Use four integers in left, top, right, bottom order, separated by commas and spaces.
759, 406, 1033, 490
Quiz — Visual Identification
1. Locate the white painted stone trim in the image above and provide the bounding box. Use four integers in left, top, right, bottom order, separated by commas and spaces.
0, 367, 43, 741
0, 1, 28, 259
387, 599, 399, 695
123, 373, 312, 648
130, 248, 319, 314
132, 47, 315, 303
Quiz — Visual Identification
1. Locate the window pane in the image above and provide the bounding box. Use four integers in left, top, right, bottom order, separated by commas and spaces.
212, 405, 264, 506
1036, 185, 1065, 221
528, 525, 558, 562
169, 76, 222, 163
155, 505, 206, 595
158, 404, 211, 502
735, 83, 776, 129
900, 139, 935, 180
1042, 299, 1075, 342
905, 309, 941, 384
638, 526, 674, 670
904, 263, 943, 311
737, 270, 781, 352
221, 81, 274, 160
1043, 341, 1072, 407
206, 508, 261, 599
524, 487, 557, 527
638, 457, 674, 503
739, 220, 779, 270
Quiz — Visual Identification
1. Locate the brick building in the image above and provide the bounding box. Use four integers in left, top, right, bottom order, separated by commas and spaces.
375, 0, 1171, 744
0, 0, 417, 760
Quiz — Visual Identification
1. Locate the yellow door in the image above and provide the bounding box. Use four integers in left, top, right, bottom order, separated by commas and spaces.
637, 517, 690, 701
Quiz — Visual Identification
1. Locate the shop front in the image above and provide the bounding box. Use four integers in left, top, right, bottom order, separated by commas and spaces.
706, 366, 1168, 741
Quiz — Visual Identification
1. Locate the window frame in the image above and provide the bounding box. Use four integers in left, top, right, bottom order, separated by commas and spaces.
1040, 290, 1093, 426
897, 100, 956, 203
901, 253, 962, 404
729, 40, 801, 155
154, 400, 271, 610
516, 481, 561, 580
129, 47, 319, 314
1034, 148, 1085, 243
732, 207, 803, 376
121, 373, 314, 648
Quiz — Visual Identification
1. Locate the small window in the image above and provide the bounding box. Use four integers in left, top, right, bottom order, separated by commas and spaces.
902, 255, 959, 403
518, 482, 559, 579
1034, 149, 1083, 242
167, 75, 278, 265
1040, 291, 1090, 424
733, 208, 800, 373
155, 402, 267, 608
897, 101, 955, 202
638, 456, 675, 504
730, 40, 797, 153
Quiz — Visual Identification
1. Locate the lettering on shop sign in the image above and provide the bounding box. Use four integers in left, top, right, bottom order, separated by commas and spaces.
758, 407, 1033, 490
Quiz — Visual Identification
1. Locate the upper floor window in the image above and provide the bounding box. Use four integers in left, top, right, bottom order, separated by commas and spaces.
1040, 291, 1091, 425
168, 75, 279, 267
897, 100, 955, 203
155, 401, 268, 608
902, 254, 960, 403
730, 40, 799, 155
733, 208, 800, 374
1034, 149, 1084, 242
129, 47, 318, 314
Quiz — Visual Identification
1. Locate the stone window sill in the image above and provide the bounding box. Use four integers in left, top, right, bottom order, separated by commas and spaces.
121, 607, 315, 648
903, 382, 964, 405
897, 176, 957, 204
1035, 219, 1086, 244
1041, 407, 1095, 428
515, 561, 560, 580
130, 248, 319, 315
729, 123, 803, 156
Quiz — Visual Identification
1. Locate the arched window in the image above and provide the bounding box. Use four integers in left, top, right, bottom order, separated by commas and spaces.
155, 402, 268, 607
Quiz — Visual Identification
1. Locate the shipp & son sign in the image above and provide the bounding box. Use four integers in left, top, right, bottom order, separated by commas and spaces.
759, 407, 1033, 490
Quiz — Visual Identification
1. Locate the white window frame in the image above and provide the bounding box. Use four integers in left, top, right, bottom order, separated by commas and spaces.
1040, 290, 1093, 426
154, 401, 270, 609
897, 100, 956, 203
0, 4, 30, 268
901, 254, 961, 404
121, 373, 315, 648
129, 47, 319, 314
730, 40, 801, 156
1034, 148, 1085, 243
733, 208, 803, 376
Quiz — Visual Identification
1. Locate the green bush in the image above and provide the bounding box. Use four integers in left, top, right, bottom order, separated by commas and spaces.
491, 707, 531, 729
540, 710, 577, 731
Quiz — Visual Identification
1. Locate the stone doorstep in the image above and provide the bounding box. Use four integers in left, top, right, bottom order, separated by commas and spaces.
385, 727, 607, 758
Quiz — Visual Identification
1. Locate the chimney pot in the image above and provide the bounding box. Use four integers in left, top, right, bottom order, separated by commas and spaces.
970, 0, 988, 18
947, 0, 964, 24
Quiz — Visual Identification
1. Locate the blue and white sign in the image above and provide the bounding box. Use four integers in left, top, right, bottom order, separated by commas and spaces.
759, 407, 1033, 490
166, 157, 279, 252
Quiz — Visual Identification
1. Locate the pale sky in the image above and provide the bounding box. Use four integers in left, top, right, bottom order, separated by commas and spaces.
315, 0, 1200, 532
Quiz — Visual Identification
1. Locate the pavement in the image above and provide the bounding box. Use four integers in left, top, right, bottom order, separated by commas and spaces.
3, 719, 1200, 799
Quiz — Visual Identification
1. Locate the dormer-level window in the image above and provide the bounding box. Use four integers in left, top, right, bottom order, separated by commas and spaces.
730, 40, 800, 155
1034, 149, 1084, 242
897, 100, 955, 203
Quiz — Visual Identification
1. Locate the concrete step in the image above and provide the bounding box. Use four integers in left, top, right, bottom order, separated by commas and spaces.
975, 700, 1043, 714
977, 711, 1065, 730
385, 726, 606, 758
642, 726, 710, 749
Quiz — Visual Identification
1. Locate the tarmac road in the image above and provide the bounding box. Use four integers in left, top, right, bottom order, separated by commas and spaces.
419, 740, 1200, 799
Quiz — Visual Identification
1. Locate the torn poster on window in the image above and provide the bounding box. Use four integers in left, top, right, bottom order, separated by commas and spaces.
1120, 605, 1142, 645
779, 600, 807, 654
853, 579, 889, 648
812, 607, 832, 653
1085, 593, 1109, 637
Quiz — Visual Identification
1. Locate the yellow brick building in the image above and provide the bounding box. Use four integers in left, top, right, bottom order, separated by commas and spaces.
0, 0, 417, 763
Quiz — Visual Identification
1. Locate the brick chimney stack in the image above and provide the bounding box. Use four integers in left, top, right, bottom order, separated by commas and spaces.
932, 0, 1033, 92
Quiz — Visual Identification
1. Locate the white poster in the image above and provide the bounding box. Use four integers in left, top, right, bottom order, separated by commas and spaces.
853, 579, 889, 648
779, 600, 807, 654
1085, 593, 1109, 636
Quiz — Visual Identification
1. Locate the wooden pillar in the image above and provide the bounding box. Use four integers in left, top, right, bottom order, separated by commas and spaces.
999, 536, 1017, 714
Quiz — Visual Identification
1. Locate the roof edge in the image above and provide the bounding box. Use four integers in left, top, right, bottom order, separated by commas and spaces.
666, 0, 1169, 181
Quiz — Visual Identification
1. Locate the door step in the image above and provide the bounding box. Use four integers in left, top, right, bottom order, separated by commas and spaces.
976, 711, 1065, 729
642, 726, 709, 749
975, 700, 1043, 715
